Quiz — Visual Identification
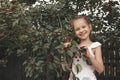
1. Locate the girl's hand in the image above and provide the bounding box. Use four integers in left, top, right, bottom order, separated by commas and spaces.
60, 55, 67, 71
61, 62, 71, 71
81, 46, 93, 58
61, 62, 67, 71
80, 46, 93, 65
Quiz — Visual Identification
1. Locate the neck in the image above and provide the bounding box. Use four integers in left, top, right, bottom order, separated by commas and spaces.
80, 37, 92, 46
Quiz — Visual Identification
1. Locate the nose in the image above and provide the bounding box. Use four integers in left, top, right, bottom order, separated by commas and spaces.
79, 29, 84, 33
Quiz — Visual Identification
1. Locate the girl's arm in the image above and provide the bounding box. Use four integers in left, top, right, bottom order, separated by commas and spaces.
61, 55, 72, 71
87, 45, 104, 74
61, 42, 72, 71
61, 62, 71, 71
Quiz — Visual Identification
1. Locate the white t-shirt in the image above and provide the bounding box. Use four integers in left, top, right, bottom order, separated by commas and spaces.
69, 42, 101, 80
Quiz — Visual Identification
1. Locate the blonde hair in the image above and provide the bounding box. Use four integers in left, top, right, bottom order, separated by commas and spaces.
69, 15, 91, 28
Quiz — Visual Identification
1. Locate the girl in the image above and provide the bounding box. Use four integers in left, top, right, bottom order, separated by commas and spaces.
67, 15, 105, 80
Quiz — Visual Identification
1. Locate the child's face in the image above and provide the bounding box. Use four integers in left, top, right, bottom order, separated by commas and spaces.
73, 18, 92, 40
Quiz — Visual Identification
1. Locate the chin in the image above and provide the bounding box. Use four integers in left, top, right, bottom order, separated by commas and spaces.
78, 36, 88, 40
78, 37, 86, 40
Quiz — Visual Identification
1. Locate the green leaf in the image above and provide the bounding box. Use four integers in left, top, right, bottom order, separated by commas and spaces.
33, 45, 39, 52
74, 64, 82, 74
43, 43, 50, 48
12, 19, 19, 27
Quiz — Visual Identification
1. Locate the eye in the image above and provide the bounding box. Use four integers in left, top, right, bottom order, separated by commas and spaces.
81, 26, 86, 28
75, 27, 80, 31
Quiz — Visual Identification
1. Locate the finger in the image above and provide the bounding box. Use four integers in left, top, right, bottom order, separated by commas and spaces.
85, 50, 90, 57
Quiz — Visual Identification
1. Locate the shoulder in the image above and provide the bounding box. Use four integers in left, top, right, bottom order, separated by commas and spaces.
90, 41, 102, 49
93, 41, 102, 46
93, 42, 102, 53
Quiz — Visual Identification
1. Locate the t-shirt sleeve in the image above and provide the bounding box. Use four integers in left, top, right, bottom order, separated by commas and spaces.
88, 42, 102, 57
90, 42, 101, 49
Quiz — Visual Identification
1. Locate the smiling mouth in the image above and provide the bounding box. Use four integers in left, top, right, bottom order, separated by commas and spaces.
79, 31, 87, 36
79, 34, 85, 37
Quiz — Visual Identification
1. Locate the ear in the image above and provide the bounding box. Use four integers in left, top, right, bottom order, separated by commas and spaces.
89, 24, 92, 31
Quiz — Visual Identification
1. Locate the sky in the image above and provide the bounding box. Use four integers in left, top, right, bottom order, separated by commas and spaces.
33, 0, 120, 8
33, 0, 120, 15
